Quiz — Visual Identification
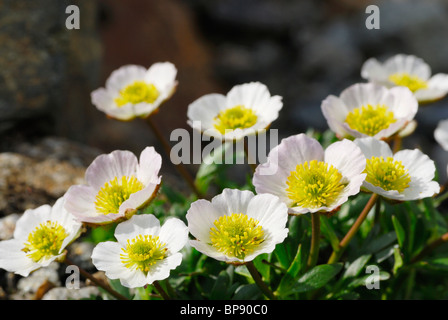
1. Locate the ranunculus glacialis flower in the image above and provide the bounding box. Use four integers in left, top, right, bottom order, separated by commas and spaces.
186, 189, 289, 264
353, 137, 440, 201
321, 83, 418, 140
187, 82, 283, 141
64, 147, 162, 225
91, 62, 178, 121
91, 214, 188, 288
0, 197, 82, 277
361, 54, 448, 103
252, 134, 366, 215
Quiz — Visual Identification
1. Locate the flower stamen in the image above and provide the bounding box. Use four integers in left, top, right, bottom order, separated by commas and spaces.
115, 81, 159, 107
388, 73, 428, 92
365, 156, 411, 192
286, 160, 346, 209
213, 105, 258, 134
120, 234, 167, 274
209, 213, 264, 260
345, 104, 397, 136
95, 176, 144, 215
22, 221, 68, 262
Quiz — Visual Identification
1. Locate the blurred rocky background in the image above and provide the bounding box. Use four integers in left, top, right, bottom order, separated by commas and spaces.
0, 0, 448, 298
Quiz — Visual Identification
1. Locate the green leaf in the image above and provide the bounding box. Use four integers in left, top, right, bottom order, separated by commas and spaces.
392, 215, 405, 250
108, 279, 132, 299
288, 263, 343, 294
276, 245, 303, 296
320, 217, 340, 252
342, 254, 372, 280
232, 284, 262, 300
393, 245, 404, 275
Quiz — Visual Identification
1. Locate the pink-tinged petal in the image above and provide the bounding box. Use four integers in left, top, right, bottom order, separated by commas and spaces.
118, 180, 161, 217
136, 147, 162, 185
64, 184, 97, 221
85, 150, 139, 189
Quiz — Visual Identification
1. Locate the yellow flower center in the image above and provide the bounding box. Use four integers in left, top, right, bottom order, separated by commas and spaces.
365, 156, 411, 192
95, 176, 144, 215
388, 73, 428, 92
213, 105, 258, 134
209, 213, 264, 260
120, 235, 167, 273
345, 104, 397, 136
22, 221, 68, 262
114, 81, 159, 107
286, 160, 346, 209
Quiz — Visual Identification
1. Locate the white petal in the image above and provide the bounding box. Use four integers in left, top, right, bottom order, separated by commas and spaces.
246, 193, 288, 242
0, 239, 39, 277
187, 93, 227, 130
114, 214, 161, 245
211, 188, 255, 216
353, 137, 393, 159
144, 62, 177, 93
186, 199, 224, 242
324, 139, 366, 180
136, 147, 162, 185
435, 119, 448, 151
105, 65, 147, 93
158, 218, 188, 254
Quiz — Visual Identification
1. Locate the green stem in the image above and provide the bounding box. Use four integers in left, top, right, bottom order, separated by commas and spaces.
145, 117, 203, 199
64, 257, 128, 300
410, 232, 448, 264
246, 261, 276, 300
153, 280, 171, 300
327, 193, 379, 264
307, 213, 321, 269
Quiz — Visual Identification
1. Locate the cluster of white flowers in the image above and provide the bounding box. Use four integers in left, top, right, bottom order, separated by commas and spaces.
0, 54, 446, 296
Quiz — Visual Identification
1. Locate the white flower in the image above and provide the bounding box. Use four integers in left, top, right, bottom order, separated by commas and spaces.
91, 214, 188, 288
64, 147, 162, 225
91, 62, 178, 121
187, 82, 283, 141
321, 83, 418, 140
0, 197, 82, 277
434, 119, 448, 151
252, 133, 366, 215
353, 137, 440, 201
361, 54, 448, 103
186, 189, 288, 264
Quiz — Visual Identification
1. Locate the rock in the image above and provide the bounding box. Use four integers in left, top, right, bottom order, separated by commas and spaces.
0, 136, 101, 216
42, 286, 100, 300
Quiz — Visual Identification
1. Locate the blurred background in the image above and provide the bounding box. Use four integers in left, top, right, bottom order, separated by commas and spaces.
1, 0, 448, 215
